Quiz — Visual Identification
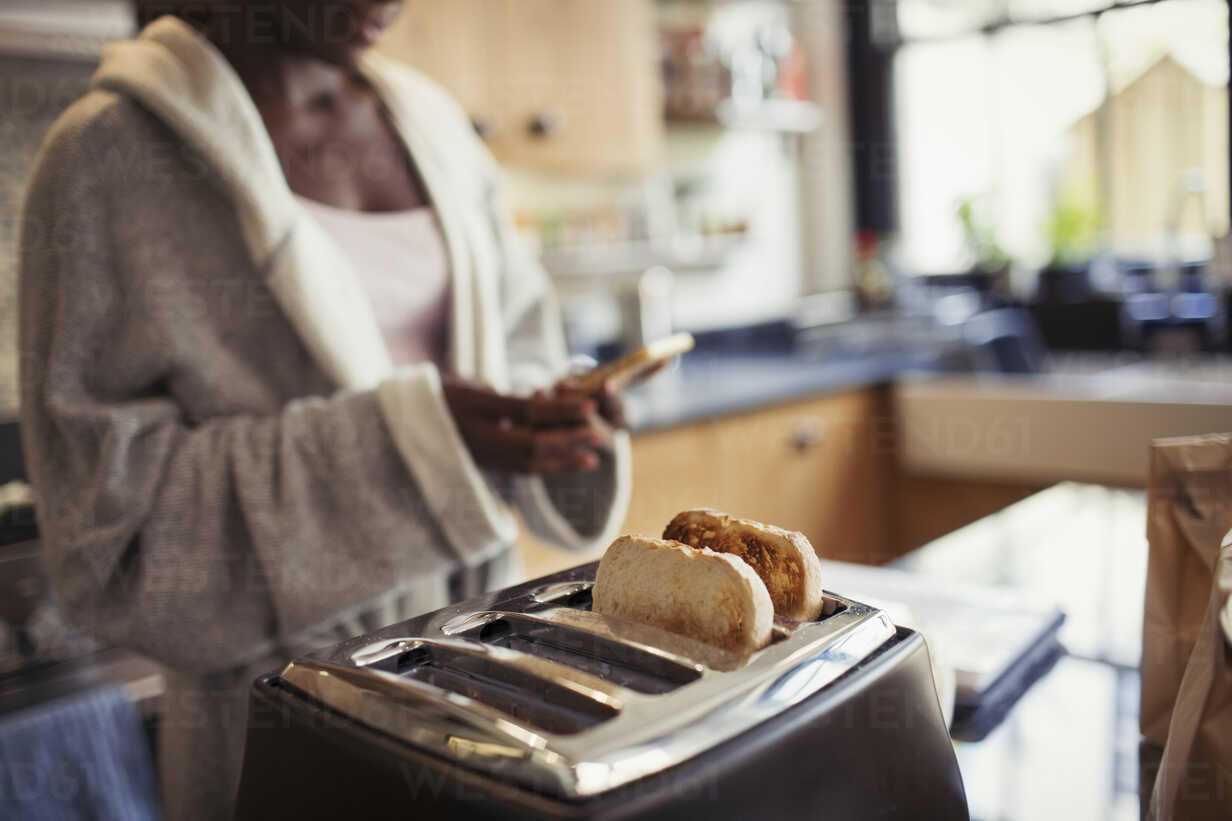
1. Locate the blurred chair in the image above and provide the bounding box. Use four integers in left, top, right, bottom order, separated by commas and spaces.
0, 421, 24, 486
962, 307, 1047, 374
1, 420, 48, 665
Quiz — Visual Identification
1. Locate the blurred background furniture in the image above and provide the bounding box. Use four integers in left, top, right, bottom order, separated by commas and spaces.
378, 0, 663, 176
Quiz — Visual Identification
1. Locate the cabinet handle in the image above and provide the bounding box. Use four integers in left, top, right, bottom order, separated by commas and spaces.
789, 418, 827, 453
527, 111, 565, 139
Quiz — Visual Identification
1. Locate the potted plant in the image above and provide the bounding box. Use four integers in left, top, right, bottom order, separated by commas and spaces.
957, 196, 1011, 278
1038, 189, 1099, 304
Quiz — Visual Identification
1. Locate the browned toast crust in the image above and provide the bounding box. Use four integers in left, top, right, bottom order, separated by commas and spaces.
664, 509, 824, 622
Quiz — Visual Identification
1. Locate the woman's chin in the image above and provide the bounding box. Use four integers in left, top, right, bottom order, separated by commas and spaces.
312, 22, 387, 66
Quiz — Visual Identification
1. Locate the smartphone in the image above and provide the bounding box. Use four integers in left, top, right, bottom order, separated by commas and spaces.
573, 333, 695, 394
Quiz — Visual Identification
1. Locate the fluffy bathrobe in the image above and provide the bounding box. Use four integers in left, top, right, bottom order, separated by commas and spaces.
18, 17, 630, 821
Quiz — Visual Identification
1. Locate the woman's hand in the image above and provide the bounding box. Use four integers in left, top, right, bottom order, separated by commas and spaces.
552, 357, 670, 431
551, 377, 627, 430
442, 376, 611, 474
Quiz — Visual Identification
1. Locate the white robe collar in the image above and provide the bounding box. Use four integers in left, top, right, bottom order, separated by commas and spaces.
92, 15, 480, 390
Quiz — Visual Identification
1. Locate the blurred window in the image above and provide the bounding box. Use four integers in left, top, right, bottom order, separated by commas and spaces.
894, 0, 1230, 276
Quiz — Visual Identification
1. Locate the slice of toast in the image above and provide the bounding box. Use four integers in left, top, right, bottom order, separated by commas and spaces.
592, 535, 774, 655
663, 509, 825, 622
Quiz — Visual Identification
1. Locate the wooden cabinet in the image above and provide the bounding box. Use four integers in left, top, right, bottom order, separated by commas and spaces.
378, 0, 496, 125
895, 475, 1043, 553
621, 387, 898, 564
514, 384, 1041, 580
378, 0, 663, 176
514, 383, 1047, 582
517, 387, 901, 579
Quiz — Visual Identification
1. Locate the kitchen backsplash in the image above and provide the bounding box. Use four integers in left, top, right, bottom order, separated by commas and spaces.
0, 55, 96, 420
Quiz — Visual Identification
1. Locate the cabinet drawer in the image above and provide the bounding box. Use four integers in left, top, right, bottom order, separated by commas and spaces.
623, 388, 895, 563
620, 418, 723, 538
520, 387, 897, 580
707, 390, 894, 562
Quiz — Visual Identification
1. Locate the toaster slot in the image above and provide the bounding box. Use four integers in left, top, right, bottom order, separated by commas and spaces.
390, 644, 618, 735
558, 587, 593, 610
530, 581, 593, 608
818, 597, 848, 620
473, 616, 701, 695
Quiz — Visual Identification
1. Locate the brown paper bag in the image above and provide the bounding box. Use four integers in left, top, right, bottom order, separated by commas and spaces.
1146, 532, 1232, 820
1142, 434, 1232, 747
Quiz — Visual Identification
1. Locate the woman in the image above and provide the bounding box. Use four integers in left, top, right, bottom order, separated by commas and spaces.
18, 2, 632, 819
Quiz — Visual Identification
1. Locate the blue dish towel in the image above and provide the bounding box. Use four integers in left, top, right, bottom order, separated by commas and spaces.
0, 685, 160, 821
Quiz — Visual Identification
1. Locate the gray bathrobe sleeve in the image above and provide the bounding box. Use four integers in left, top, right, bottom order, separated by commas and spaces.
19, 95, 462, 675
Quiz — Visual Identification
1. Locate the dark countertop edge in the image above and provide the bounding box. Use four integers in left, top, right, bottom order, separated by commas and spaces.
626, 354, 940, 434
0, 648, 164, 719
627, 373, 893, 434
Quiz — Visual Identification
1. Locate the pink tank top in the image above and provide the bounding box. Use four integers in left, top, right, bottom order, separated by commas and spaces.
295, 195, 452, 370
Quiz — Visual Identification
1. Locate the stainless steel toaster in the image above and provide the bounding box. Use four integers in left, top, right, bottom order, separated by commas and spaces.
234, 562, 968, 820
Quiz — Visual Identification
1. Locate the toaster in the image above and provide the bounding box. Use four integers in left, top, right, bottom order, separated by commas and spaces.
234, 562, 968, 820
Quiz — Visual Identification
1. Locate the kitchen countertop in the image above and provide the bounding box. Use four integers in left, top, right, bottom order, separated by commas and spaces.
894, 482, 1147, 820
0, 648, 163, 720
896, 355, 1232, 486
624, 345, 947, 433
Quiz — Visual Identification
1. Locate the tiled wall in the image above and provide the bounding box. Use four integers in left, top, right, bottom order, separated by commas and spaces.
0, 55, 96, 420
